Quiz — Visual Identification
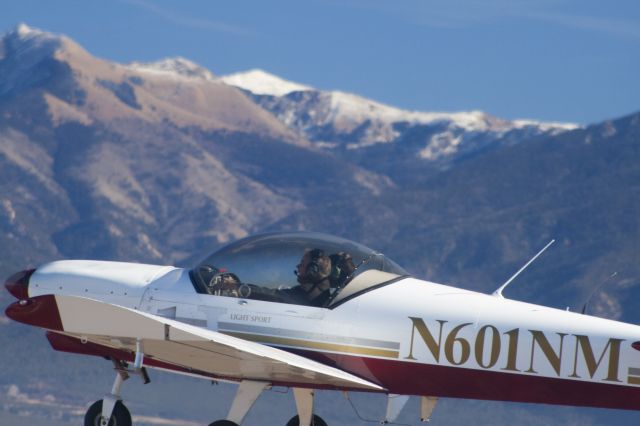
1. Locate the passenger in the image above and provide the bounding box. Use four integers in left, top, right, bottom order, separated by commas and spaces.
329, 251, 355, 290
282, 248, 333, 306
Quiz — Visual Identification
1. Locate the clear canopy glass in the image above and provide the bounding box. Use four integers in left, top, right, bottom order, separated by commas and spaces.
190, 232, 407, 307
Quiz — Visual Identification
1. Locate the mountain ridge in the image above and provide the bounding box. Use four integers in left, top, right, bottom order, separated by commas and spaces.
220, 68, 578, 158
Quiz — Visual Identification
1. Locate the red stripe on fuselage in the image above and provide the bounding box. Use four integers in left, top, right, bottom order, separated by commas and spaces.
290, 349, 640, 411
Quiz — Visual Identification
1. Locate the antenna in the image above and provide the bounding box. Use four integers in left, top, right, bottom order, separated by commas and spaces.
493, 239, 555, 298
581, 272, 618, 314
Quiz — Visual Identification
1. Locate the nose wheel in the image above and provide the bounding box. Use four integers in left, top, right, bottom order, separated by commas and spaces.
85, 399, 131, 426
86, 354, 148, 426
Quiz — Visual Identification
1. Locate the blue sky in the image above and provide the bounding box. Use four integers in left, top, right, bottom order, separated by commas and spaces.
2, 0, 639, 124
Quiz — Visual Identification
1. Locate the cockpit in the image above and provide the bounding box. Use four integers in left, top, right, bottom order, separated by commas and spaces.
189, 232, 408, 308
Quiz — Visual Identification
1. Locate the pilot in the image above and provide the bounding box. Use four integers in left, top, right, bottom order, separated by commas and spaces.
283, 248, 333, 306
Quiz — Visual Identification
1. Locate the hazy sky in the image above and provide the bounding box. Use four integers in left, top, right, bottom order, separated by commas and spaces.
2, 0, 639, 124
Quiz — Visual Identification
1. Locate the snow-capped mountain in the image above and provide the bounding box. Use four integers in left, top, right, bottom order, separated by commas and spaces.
221, 69, 313, 96
220, 69, 579, 173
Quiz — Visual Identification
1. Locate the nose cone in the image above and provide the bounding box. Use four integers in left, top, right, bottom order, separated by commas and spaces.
5, 295, 63, 331
4, 269, 35, 300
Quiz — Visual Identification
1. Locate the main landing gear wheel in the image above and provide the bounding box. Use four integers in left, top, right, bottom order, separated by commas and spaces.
286, 414, 327, 426
85, 399, 132, 426
208, 421, 239, 426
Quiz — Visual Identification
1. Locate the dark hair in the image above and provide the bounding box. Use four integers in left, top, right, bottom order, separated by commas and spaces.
300, 249, 331, 284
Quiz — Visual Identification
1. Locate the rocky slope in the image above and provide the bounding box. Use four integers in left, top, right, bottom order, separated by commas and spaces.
0, 24, 389, 268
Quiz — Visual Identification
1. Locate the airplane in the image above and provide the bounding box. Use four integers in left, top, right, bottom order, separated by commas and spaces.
5, 231, 640, 426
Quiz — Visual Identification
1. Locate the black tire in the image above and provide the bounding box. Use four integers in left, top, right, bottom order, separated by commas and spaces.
286, 414, 327, 426
208, 421, 239, 426
84, 399, 132, 426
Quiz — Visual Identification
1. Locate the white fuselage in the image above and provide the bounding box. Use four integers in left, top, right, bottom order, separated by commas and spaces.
28, 260, 640, 408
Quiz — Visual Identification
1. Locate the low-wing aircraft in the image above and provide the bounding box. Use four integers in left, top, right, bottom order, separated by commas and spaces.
5, 232, 640, 426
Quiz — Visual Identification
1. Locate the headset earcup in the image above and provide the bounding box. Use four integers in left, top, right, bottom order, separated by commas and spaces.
307, 261, 319, 280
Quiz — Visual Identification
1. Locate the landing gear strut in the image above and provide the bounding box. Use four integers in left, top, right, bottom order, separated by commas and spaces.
208, 382, 327, 426
208, 380, 268, 426
86, 341, 149, 426
381, 394, 438, 424
286, 388, 327, 426
84, 367, 132, 426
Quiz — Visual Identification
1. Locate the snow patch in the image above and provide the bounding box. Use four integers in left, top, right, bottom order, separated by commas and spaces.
0, 24, 69, 95
513, 119, 579, 133
2, 23, 64, 53
127, 57, 216, 81
419, 131, 463, 160
12, 23, 56, 41
221, 69, 313, 96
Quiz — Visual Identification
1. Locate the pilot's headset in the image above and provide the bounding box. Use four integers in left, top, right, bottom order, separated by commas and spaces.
297, 249, 331, 285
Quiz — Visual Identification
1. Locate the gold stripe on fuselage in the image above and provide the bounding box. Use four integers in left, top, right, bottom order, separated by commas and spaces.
222, 331, 400, 359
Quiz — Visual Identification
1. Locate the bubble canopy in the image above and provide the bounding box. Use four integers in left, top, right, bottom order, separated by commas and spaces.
190, 232, 407, 307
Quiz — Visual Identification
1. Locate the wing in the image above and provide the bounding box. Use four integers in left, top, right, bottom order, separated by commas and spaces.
7, 294, 383, 391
